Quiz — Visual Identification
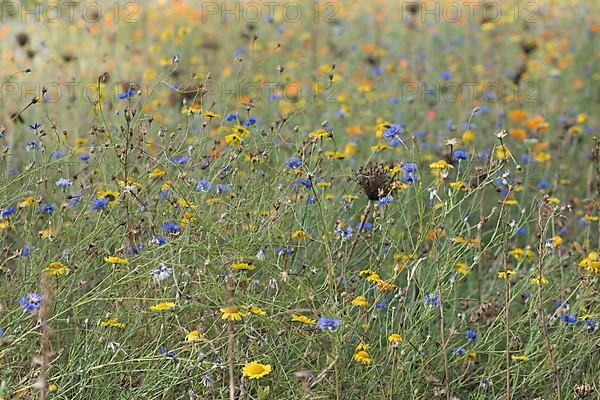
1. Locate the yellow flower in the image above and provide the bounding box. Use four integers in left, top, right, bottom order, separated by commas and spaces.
353, 350, 373, 365
204, 111, 221, 120
509, 248, 535, 261
371, 143, 390, 152
118, 178, 142, 191
291, 314, 316, 325
375, 122, 392, 138
18, 196, 36, 208
0, 221, 10, 230
576, 113, 588, 125
43, 261, 70, 276
511, 355, 529, 362
248, 305, 267, 316
181, 106, 201, 115
498, 269, 517, 279
177, 198, 198, 209
388, 333, 403, 344
48, 384, 58, 392
149, 168, 166, 178
242, 361, 272, 380
225, 133, 243, 146
149, 302, 175, 311
291, 230, 308, 240
324, 151, 346, 159
104, 256, 129, 265
531, 275, 549, 286
496, 146, 511, 160
465, 352, 477, 362
356, 342, 370, 351
308, 129, 332, 140
462, 130, 476, 144
232, 126, 251, 137
97, 190, 119, 206
100, 319, 126, 329
455, 263, 469, 276
185, 330, 205, 342
429, 160, 454, 170
221, 306, 244, 321
351, 296, 368, 307
181, 212, 198, 225
232, 262, 255, 271
550, 235, 563, 247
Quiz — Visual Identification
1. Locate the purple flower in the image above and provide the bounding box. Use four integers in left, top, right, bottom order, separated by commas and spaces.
40, 203, 57, 215
285, 157, 303, 170
92, 198, 110, 211
402, 163, 419, 184
465, 330, 479, 342
196, 179, 212, 192
317, 317, 342, 331
162, 222, 181, 234
424, 293, 440, 309
561, 314, 577, 324
20, 293, 42, 312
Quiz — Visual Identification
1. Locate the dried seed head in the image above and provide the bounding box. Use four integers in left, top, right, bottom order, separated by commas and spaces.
355, 163, 393, 200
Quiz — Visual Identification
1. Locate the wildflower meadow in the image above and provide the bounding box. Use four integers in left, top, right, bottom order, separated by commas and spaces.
0, 0, 599, 399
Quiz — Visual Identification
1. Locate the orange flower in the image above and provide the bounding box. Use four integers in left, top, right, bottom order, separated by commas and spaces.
509, 110, 529, 123
510, 129, 527, 140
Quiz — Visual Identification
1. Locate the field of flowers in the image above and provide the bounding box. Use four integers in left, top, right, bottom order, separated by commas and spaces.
0, 0, 598, 399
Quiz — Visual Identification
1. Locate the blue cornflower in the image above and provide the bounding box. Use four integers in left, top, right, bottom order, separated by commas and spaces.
244, 116, 257, 127
517, 227, 527, 236
20, 293, 42, 312
317, 317, 342, 331
22, 245, 31, 257
216, 184, 231, 194
29, 122, 41, 130
584, 319, 598, 334
0, 327, 4, 338
334, 224, 354, 241
25, 141, 39, 151
292, 178, 312, 190
537, 180, 549, 190
465, 330, 479, 342
159, 346, 177, 358
378, 196, 394, 206
1, 207, 16, 219
80, 154, 91, 162
376, 299, 389, 309
424, 293, 440, 309
383, 124, 404, 147
453, 150, 469, 161
452, 347, 466, 356
40, 203, 57, 215
441, 71, 452, 80
70, 192, 82, 207
276, 247, 294, 256
118, 88, 136, 100
226, 113, 239, 122
162, 222, 181, 234
402, 163, 419, 184
92, 198, 110, 211
151, 262, 173, 284
127, 245, 143, 255
52, 150, 65, 159
285, 156, 303, 170
152, 236, 169, 246
56, 178, 73, 189
196, 179, 212, 192
561, 314, 577, 324
171, 155, 190, 165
